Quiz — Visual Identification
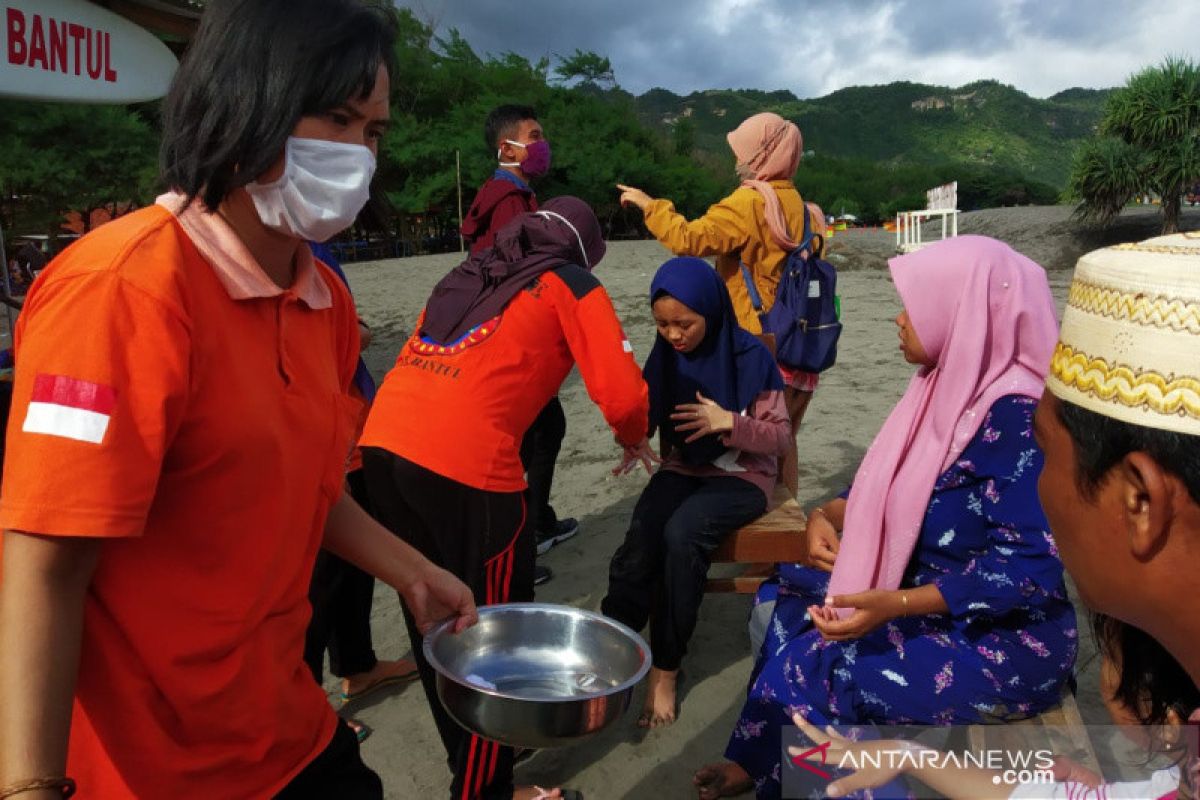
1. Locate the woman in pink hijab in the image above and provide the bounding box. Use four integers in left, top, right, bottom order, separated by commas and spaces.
618, 112, 819, 494
695, 236, 1078, 800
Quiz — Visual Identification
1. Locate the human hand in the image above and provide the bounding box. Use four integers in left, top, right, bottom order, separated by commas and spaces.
616, 183, 653, 211
670, 392, 735, 443
1051, 756, 1104, 788
358, 321, 373, 351
808, 590, 903, 641
787, 712, 912, 798
612, 437, 661, 476
401, 562, 478, 635
805, 508, 840, 572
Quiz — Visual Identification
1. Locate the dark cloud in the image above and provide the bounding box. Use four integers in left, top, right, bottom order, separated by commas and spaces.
888, 0, 1014, 55
397, 0, 1200, 98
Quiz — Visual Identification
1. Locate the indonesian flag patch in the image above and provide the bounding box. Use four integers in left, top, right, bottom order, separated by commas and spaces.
22, 374, 116, 444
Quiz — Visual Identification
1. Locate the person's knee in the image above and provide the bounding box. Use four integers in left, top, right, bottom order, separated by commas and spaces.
748, 600, 775, 656
663, 512, 709, 559
609, 524, 653, 576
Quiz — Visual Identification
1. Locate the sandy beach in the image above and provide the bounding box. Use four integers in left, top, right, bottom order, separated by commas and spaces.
332, 204, 1200, 798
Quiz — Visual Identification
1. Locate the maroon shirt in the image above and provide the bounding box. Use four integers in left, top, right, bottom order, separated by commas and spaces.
461, 175, 537, 254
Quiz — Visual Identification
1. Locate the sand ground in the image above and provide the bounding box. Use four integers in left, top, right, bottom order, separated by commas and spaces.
331, 204, 1199, 798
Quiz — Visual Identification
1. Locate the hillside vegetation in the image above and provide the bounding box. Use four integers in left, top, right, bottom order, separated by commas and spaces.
0, 7, 1114, 247
636, 81, 1111, 189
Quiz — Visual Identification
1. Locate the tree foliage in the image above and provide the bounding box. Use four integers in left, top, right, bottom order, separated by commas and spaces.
0, 5, 1146, 256
1069, 57, 1200, 233
380, 11, 721, 239
553, 50, 616, 90
0, 101, 158, 240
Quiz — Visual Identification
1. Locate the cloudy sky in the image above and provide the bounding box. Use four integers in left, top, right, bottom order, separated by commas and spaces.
398, 0, 1200, 98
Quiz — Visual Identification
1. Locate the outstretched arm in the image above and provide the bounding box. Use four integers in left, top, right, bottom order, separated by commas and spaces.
618, 184, 750, 258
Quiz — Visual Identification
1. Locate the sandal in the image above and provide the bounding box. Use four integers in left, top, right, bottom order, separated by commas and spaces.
345, 717, 372, 744
339, 660, 419, 703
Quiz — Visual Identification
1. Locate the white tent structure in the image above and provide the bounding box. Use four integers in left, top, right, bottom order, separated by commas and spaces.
896, 181, 960, 254
0, 0, 185, 335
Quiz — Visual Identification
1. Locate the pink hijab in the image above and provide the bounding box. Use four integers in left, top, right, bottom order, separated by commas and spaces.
726, 113, 802, 250
825, 236, 1059, 611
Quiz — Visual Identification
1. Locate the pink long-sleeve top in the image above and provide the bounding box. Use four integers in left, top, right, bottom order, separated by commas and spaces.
661, 389, 791, 497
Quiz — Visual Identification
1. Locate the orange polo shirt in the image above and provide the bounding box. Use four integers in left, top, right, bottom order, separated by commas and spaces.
361, 265, 649, 492
0, 196, 361, 798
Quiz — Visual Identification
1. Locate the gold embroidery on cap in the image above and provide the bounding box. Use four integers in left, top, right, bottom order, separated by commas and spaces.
1051, 343, 1200, 419
1111, 243, 1200, 255
1068, 280, 1200, 333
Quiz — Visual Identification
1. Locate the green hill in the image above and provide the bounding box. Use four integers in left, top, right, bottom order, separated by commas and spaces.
635, 80, 1112, 189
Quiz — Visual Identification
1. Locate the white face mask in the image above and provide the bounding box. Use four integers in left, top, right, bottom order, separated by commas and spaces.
245, 137, 376, 243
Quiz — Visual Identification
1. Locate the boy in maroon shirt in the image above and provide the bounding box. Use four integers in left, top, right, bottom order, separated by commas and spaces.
462, 105, 579, 584
461, 105, 547, 253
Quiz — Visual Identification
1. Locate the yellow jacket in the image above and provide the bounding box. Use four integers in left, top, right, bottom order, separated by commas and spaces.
643, 180, 810, 335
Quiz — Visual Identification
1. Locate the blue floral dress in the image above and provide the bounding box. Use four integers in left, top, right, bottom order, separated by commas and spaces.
727, 395, 1078, 799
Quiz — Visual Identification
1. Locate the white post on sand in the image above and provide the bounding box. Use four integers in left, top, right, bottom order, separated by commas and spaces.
455, 149, 465, 253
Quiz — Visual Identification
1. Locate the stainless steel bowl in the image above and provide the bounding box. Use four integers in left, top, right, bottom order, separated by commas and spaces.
423, 603, 651, 749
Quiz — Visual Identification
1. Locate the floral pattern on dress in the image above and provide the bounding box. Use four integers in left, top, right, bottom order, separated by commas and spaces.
726, 396, 1078, 799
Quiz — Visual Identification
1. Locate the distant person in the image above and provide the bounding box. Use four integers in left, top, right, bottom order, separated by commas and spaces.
0, 3, 476, 798
618, 112, 822, 496
303, 242, 418, 744
461, 104, 546, 254
601, 257, 789, 730
463, 104, 574, 586
360, 197, 651, 800
15, 241, 45, 286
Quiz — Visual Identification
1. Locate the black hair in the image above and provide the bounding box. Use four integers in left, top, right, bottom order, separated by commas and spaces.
161, 0, 397, 210
484, 105, 538, 150
1092, 613, 1200, 744
1056, 399, 1200, 504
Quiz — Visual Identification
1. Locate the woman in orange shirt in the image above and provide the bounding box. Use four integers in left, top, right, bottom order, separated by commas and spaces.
0, 3, 475, 798
361, 197, 651, 800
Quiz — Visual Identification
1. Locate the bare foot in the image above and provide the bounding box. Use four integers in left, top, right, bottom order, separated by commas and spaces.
693, 761, 752, 799
513, 786, 562, 800
636, 667, 678, 728
341, 657, 418, 701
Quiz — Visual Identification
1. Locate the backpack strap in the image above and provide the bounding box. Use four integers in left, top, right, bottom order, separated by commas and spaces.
739, 261, 765, 312
742, 199, 820, 310
797, 204, 826, 261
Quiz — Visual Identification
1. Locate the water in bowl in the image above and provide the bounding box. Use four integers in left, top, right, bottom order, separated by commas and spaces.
489, 670, 616, 700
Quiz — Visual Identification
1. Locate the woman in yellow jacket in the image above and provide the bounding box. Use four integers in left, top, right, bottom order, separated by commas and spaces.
618, 112, 823, 495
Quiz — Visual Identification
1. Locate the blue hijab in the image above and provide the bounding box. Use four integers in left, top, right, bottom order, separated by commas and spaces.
643, 257, 783, 465
309, 242, 376, 403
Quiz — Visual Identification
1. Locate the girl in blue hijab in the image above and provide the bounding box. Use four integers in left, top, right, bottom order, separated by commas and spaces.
603, 256, 791, 730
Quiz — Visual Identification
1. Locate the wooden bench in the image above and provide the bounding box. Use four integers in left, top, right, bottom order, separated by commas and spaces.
966, 685, 1102, 776
705, 483, 808, 593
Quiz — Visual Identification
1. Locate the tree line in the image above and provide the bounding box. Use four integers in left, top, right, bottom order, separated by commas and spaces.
1, 8, 1193, 254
